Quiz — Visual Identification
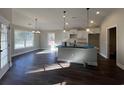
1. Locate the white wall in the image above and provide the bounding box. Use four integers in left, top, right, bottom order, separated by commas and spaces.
11, 25, 40, 57
0, 8, 12, 22
40, 31, 70, 49
100, 9, 124, 69
55, 31, 70, 45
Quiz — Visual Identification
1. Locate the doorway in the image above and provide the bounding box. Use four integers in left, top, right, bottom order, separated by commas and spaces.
108, 27, 116, 60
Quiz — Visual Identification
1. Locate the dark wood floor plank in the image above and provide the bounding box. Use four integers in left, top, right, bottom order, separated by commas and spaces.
0, 49, 124, 85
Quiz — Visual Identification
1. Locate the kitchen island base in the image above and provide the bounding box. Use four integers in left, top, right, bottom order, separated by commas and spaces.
57, 47, 97, 66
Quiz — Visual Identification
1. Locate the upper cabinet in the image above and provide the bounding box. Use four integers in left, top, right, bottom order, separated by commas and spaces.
89, 28, 100, 34
69, 29, 77, 34
67, 28, 100, 43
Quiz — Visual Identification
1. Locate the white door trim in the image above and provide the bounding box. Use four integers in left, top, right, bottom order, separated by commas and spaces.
106, 24, 118, 61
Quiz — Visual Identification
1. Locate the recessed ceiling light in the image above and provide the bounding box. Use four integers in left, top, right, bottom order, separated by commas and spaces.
63, 15, 66, 18
90, 20, 94, 23
65, 22, 69, 25
96, 11, 100, 15
63, 30, 66, 32
86, 28, 90, 32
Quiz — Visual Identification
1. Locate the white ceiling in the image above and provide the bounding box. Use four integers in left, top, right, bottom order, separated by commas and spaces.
12, 8, 115, 31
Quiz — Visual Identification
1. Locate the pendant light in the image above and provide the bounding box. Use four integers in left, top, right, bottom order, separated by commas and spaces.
86, 8, 90, 32
32, 18, 40, 34
63, 11, 66, 32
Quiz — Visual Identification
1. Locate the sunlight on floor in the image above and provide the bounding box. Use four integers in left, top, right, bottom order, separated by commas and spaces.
25, 63, 70, 74
26, 68, 44, 74
36, 49, 58, 55
59, 63, 70, 68
45, 64, 62, 71
36, 50, 53, 54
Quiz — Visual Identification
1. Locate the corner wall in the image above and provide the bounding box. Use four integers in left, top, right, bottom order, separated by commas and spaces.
100, 9, 124, 70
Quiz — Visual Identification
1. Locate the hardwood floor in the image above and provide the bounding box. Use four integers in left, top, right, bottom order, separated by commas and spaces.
0, 49, 124, 85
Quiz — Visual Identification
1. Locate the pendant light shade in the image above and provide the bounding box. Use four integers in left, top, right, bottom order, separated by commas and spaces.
63, 11, 66, 32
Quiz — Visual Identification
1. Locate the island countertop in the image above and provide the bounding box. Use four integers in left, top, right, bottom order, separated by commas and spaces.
57, 44, 95, 49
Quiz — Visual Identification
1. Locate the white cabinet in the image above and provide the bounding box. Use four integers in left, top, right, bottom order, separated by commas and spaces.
67, 28, 100, 44
69, 29, 77, 34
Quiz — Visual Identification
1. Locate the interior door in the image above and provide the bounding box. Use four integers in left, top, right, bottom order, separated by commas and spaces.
108, 27, 116, 59
0, 23, 9, 69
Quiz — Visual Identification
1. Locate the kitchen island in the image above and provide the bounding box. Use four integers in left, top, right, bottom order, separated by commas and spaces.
57, 44, 97, 66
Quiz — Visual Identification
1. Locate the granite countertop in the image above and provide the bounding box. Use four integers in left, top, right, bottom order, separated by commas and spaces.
57, 44, 95, 49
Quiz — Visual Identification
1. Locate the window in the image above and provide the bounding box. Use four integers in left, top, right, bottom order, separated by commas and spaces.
25, 32, 34, 47
14, 30, 34, 49
48, 33, 56, 50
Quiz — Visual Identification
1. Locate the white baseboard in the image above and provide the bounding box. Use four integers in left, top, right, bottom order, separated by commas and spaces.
99, 52, 108, 59
12, 48, 40, 57
117, 62, 124, 70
